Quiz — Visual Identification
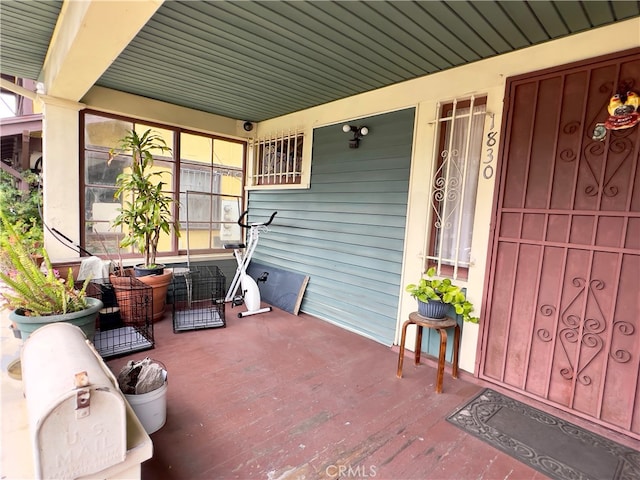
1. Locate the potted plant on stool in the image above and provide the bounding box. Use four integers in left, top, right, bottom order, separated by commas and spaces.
109, 129, 180, 321
405, 267, 479, 323
0, 213, 103, 340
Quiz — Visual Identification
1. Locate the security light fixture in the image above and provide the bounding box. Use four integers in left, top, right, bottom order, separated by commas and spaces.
342, 124, 369, 148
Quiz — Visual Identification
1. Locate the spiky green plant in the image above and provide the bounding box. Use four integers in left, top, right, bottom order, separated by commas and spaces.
0, 213, 89, 316
406, 267, 479, 323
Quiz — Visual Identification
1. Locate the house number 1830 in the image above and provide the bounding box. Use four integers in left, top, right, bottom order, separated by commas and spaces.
483, 115, 497, 180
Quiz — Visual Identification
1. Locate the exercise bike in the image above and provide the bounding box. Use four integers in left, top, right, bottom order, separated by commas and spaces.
224, 210, 277, 318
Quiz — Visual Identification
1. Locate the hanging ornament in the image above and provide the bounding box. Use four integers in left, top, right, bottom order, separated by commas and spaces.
592, 85, 640, 141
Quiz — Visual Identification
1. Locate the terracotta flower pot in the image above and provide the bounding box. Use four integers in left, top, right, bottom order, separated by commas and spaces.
136, 270, 173, 322
110, 274, 151, 325
30, 254, 44, 268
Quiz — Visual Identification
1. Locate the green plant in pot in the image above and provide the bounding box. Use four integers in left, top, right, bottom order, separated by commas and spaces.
110, 129, 179, 276
0, 213, 103, 340
405, 267, 479, 323
109, 129, 179, 320
0, 169, 44, 267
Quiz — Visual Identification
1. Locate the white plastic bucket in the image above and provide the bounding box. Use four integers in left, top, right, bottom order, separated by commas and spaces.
125, 381, 168, 434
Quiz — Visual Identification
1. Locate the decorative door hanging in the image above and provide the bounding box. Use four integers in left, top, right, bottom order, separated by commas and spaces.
592, 83, 640, 140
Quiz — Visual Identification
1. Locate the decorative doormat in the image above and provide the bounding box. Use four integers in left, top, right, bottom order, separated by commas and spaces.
446, 389, 640, 480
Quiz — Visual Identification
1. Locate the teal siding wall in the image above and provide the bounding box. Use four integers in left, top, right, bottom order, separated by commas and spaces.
248, 108, 415, 345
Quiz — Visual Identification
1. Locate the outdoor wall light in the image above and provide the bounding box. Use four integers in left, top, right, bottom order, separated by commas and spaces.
342, 124, 369, 148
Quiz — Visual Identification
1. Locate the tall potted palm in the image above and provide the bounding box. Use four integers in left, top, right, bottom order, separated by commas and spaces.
109, 129, 179, 320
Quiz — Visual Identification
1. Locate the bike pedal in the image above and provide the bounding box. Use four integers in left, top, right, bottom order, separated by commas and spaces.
232, 296, 244, 307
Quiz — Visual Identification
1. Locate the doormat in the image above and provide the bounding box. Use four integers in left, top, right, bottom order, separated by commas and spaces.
446, 389, 640, 480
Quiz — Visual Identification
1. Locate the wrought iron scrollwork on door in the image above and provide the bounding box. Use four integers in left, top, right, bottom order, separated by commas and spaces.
583, 130, 635, 197
537, 277, 634, 386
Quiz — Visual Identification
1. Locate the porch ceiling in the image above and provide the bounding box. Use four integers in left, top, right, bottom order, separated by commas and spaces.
1, 1, 638, 122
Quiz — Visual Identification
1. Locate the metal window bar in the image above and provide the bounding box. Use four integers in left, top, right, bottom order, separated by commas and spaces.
269, 130, 275, 184
278, 134, 283, 182
284, 132, 291, 181
253, 129, 303, 185
254, 141, 260, 184
451, 96, 477, 279
275, 132, 282, 184
293, 133, 300, 182
426, 97, 486, 279
436, 98, 460, 275
260, 133, 269, 184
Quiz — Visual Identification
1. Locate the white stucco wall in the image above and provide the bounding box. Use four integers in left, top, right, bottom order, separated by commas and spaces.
40, 96, 84, 259
40, 17, 639, 372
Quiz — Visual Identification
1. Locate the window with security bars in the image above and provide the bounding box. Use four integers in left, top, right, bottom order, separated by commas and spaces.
427, 96, 486, 280
252, 130, 303, 186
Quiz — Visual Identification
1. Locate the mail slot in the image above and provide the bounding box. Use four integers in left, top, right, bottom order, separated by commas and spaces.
21, 322, 127, 479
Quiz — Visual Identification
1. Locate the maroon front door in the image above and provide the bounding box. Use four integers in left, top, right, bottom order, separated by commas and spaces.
479, 49, 640, 440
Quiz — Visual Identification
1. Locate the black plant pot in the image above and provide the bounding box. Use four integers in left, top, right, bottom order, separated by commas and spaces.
98, 306, 123, 331
134, 264, 165, 277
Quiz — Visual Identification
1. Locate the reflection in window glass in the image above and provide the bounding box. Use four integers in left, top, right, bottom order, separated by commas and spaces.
182, 133, 211, 164
136, 124, 174, 153
178, 134, 244, 251
214, 139, 244, 168
81, 111, 245, 258
84, 115, 131, 150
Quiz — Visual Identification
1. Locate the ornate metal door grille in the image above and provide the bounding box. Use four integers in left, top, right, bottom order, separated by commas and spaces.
479, 49, 640, 440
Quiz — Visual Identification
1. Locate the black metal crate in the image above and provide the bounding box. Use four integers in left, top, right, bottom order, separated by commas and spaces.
85, 277, 155, 359
172, 266, 225, 332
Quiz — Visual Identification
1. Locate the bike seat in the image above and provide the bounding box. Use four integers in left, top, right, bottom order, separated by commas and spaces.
223, 243, 246, 249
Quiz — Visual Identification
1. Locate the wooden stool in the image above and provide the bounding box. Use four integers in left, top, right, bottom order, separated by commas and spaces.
396, 312, 461, 393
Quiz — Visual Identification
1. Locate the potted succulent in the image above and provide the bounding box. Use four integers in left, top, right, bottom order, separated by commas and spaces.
0, 213, 103, 340
109, 129, 179, 320
405, 267, 479, 323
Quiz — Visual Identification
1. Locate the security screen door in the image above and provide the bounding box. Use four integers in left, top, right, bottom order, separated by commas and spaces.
479, 49, 640, 440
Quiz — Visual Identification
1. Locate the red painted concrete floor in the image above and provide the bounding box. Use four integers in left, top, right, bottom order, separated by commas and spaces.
108, 306, 548, 480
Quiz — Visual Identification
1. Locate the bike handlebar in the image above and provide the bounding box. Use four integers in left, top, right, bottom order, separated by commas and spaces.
237, 210, 278, 228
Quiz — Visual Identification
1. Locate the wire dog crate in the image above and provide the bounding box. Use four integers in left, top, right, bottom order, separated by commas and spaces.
85, 277, 154, 359
172, 266, 226, 333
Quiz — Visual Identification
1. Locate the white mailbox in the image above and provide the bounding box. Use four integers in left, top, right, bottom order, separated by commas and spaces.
21, 323, 127, 479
